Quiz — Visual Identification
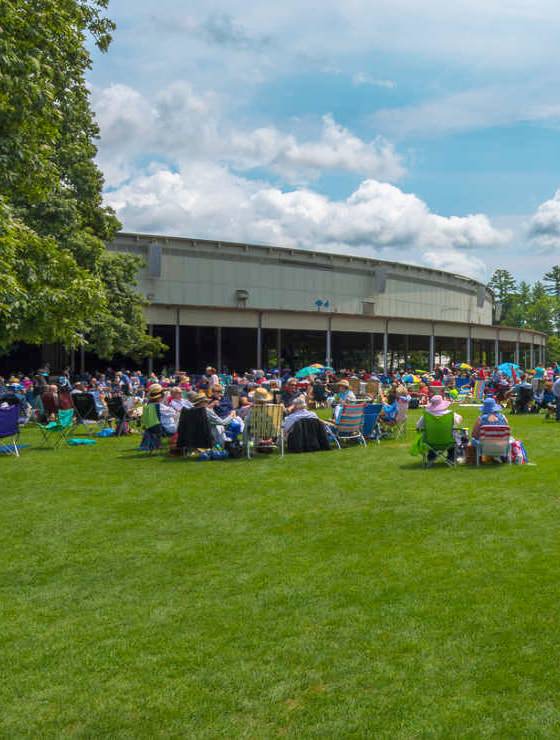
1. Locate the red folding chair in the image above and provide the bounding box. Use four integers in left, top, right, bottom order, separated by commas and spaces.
476, 425, 511, 465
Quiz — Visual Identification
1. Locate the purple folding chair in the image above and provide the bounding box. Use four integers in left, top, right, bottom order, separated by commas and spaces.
0, 404, 20, 457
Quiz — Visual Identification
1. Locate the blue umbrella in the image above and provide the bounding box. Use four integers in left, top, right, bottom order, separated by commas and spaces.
497, 362, 521, 377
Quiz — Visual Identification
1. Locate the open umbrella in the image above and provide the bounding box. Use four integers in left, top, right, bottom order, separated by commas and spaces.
295, 365, 333, 378
458, 362, 472, 370
295, 366, 320, 379
497, 362, 521, 377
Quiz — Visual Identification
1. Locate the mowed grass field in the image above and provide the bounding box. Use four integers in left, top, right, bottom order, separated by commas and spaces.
2, 407, 560, 737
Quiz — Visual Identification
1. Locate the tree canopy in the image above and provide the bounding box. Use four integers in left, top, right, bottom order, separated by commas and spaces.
488, 267, 560, 363
0, 0, 163, 360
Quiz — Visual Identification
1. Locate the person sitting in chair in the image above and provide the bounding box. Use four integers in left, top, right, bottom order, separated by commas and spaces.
191, 391, 238, 446
471, 397, 509, 441
416, 395, 463, 465
139, 383, 165, 451
281, 378, 301, 412
283, 396, 320, 435
331, 379, 356, 422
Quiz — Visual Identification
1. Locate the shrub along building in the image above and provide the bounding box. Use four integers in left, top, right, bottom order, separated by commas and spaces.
100, 232, 546, 373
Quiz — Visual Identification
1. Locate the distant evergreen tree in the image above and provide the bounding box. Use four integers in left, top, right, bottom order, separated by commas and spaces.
543, 266, 560, 297
488, 269, 518, 325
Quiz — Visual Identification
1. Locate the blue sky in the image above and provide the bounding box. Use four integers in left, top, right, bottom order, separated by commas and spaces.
88, 0, 560, 281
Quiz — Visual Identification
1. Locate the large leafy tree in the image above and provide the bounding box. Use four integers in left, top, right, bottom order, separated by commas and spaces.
543, 265, 560, 334
0, 0, 163, 359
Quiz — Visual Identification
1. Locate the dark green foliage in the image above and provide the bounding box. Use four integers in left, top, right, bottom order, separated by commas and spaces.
0, 0, 164, 358
489, 270, 558, 344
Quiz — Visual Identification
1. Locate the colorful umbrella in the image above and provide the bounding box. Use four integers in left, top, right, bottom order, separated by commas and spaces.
458, 363, 472, 370
295, 365, 332, 378
497, 362, 521, 377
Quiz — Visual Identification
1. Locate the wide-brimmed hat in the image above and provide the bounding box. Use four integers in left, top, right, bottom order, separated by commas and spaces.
426, 395, 451, 415
191, 392, 210, 406
480, 397, 502, 414
252, 387, 273, 402
147, 383, 164, 400
337, 379, 350, 388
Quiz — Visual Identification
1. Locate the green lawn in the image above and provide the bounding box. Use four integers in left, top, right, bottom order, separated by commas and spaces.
2, 408, 560, 737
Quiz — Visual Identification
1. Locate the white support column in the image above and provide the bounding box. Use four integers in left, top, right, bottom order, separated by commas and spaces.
530, 339, 535, 369
174, 309, 180, 372
256, 313, 263, 369
466, 334, 472, 364
429, 333, 435, 372
539, 342, 545, 366
494, 336, 500, 368
370, 332, 375, 371
383, 322, 389, 372
216, 327, 222, 372
515, 339, 520, 366
147, 324, 154, 375
325, 319, 332, 367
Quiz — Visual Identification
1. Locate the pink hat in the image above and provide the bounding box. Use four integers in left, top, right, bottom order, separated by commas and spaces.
426, 395, 452, 415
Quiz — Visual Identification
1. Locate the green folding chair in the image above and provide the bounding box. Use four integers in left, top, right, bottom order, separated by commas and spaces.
39, 408, 75, 448
421, 412, 456, 468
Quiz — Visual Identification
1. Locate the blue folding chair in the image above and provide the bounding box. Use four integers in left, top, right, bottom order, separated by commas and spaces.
362, 403, 383, 443
0, 404, 20, 456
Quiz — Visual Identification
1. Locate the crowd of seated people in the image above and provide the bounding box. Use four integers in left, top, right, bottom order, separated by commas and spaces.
2, 359, 560, 459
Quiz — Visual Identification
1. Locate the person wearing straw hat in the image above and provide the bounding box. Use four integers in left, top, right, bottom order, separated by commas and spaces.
192, 391, 238, 446
331, 378, 357, 423
138, 383, 165, 451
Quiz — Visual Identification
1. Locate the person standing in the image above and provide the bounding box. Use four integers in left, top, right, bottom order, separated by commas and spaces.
553, 375, 560, 421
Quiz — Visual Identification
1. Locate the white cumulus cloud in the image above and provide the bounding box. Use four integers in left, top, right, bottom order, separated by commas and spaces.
528, 190, 560, 250
94, 83, 404, 187
105, 164, 508, 280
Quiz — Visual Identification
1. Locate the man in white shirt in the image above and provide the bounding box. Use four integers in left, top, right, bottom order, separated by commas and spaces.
167, 386, 193, 412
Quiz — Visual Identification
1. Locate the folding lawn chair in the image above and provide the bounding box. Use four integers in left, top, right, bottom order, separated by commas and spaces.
72, 392, 104, 434
476, 425, 511, 465
420, 412, 456, 468
473, 380, 486, 402
511, 386, 533, 415
362, 402, 382, 443
285, 417, 331, 453
175, 407, 214, 456
106, 395, 132, 435
0, 404, 21, 457
244, 403, 284, 458
456, 385, 473, 404
394, 399, 409, 440
39, 408, 75, 448
327, 401, 367, 448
